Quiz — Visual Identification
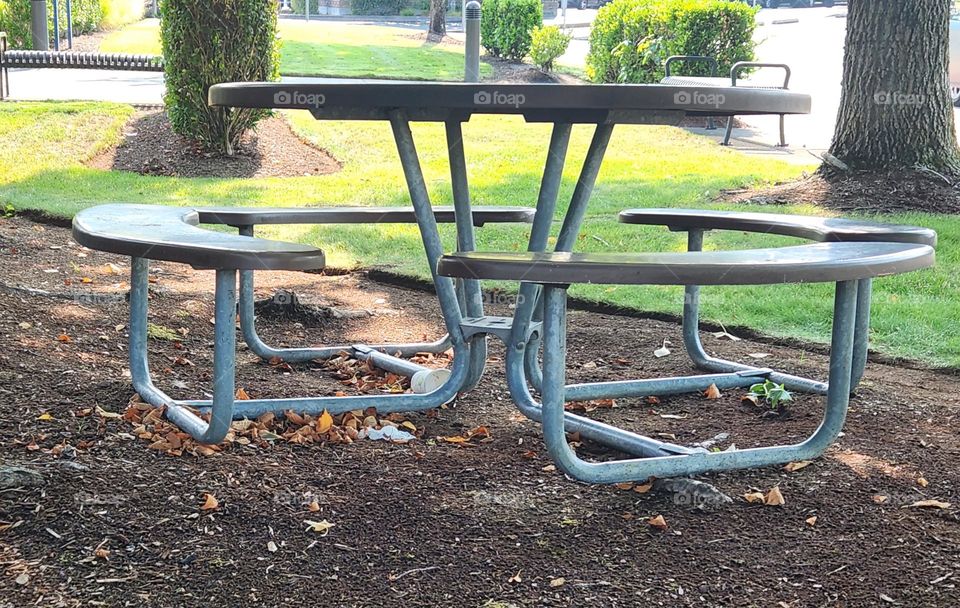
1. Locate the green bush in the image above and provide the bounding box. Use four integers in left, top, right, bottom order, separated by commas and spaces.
350, 0, 405, 15
480, 0, 542, 61
529, 25, 570, 71
586, 0, 756, 84
161, 0, 280, 155
0, 0, 104, 48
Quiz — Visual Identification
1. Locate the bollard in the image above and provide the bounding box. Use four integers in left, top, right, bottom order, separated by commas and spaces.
30, 0, 48, 51
464, 1, 481, 83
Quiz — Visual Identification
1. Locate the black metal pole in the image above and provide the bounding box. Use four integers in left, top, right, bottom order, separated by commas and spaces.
30, 0, 49, 50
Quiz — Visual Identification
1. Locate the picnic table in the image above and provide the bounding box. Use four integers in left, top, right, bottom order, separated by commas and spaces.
71, 79, 937, 483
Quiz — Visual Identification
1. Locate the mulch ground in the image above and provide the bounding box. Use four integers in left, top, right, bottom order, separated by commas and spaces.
722, 169, 960, 215
1, 214, 960, 607
87, 111, 341, 179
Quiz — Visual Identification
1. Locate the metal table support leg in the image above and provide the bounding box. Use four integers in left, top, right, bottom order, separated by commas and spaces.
445, 120, 487, 390
519, 124, 612, 394
538, 280, 858, 482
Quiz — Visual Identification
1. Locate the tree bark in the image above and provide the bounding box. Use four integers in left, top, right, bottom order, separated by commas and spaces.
828, 0, 960, 174
429, 0, 447, 38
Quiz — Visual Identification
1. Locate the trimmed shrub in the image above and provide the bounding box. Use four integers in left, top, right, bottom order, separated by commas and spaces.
586, 0, 756, 84
530, 25, 570, 71
161, 0, 280, 155
350, 0, 405, 15
480, 0, 542, 61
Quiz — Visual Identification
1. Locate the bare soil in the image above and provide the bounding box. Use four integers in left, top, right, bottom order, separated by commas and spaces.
722, 170, 960, 215
87, 111, 341, 179
1, 214, 959, 607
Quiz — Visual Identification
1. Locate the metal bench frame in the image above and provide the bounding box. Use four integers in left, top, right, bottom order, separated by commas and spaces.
662, 55, 792, 146
194, 205, 535, 395
437, 241, 934, 482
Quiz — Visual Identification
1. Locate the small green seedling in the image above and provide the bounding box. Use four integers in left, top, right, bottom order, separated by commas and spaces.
748, 380, 793, 410
1, 203, 14, 218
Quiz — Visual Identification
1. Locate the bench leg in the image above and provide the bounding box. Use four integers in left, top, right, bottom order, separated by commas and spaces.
680, 229, 831, 394
778, 114, 787, 147
850, 278, 872, 391
722, 116, 734, 146
537, 281, 858, 483
128, 257, 235, 444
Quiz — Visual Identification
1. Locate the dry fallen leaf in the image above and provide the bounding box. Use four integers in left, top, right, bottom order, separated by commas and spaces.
508, 571, 522, 584
94, 548, 110, 560
304, 519, 335, 535
542, 464, 557, 472
615, 482, 634, 491
235, 387, 251, 400
633, 481, 654, 494
36, 413, 53, 421
917, 477, 929, 488
784, 460, 813, 473
704, 384, 722, 400
549, 577, 566, 588
648, 514, 669, 531
200, 493, 219, 511
56, 334, 72, 343
743, 492, 766, 504
95, 406, 123, 420
307, 499, 321, 512
805, 516, 818, 527
765, 487, 786, 506
316, 410, 334, 434
872, 494, 889, 504
906, 499, 951, 510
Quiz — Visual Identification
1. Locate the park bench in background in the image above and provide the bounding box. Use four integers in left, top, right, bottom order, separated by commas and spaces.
438, 239, 935, 482
661, 55, 793, 146
0, 32, 163, 100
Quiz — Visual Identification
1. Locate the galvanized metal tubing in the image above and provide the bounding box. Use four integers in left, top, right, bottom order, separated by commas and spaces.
535, 280, 858, 483
235, 227, 452, 365
678, 229, 871, 395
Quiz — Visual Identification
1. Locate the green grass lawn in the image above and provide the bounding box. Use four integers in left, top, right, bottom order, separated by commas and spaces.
1, 101, 957, 367
100, 19, 493, 81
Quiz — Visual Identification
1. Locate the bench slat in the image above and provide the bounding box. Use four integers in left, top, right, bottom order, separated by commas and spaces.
437, 243, 934, 286
196, 206, 536, 228
618, 208, 937, 246
72, 205, 325, 271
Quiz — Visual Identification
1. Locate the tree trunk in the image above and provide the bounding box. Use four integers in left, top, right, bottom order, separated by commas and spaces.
828, 0, 960, 174
429, 0, 447, 38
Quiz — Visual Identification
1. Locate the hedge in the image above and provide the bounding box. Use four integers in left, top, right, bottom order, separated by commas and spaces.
0, 0, 140, 48
480, 0, 542, 61
161, 0, 280, 155
530, 25, 571, 71
586, 0, 757, 84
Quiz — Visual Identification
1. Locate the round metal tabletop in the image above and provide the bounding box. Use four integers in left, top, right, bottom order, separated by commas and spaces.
208, 79, 811, 124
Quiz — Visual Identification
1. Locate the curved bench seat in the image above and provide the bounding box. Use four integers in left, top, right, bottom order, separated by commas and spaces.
72, 204, 325, 271
437, 243, 935, 286
196, 206, 536, 228
618, 208, 938, 246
